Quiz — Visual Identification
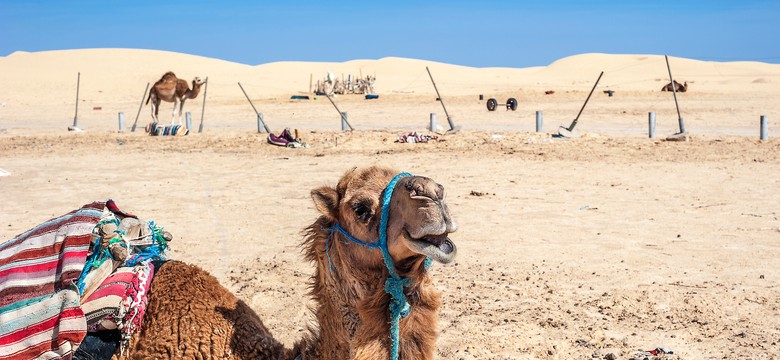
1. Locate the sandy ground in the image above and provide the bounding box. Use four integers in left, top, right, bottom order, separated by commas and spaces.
1, 50, 780, 359
1, 130, 778, 359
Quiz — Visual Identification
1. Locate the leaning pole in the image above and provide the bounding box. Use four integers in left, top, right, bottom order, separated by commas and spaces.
131, 82, 150, 132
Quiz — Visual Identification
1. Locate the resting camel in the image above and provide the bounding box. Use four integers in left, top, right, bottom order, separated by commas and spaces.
145, 71, 205, 125
118, 166, 458, 359
661, 80, 688, 93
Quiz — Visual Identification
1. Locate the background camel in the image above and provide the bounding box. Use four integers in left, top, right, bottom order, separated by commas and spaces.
661, 80, 688, 92
119, 166, 458, 359
145, 71, 205, 125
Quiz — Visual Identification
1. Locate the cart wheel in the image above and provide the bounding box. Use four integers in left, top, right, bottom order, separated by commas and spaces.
507, 98, 518, 111
486, 98, 498, 111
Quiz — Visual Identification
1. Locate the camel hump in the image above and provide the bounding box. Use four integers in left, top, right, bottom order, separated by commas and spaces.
158, 72, 178, 84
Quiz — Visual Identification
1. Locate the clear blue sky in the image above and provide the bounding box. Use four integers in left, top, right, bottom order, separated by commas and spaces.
2, 1, 779, 67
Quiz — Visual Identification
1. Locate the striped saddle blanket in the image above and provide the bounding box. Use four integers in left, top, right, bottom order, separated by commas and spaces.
0, 200, 159, 360
0, 202, 104, 360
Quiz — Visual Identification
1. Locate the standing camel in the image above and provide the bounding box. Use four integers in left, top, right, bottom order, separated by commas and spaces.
118, 166, 458, 359
146, 72, 206, 125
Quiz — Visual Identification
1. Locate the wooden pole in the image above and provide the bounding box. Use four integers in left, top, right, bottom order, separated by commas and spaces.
198, 77, 208, 133
73, 72, 80, 128
131, 82, 150, 132
309, 73, 313, 94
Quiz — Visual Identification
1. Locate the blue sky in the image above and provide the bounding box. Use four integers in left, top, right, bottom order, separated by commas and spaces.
1, 1, 778, 67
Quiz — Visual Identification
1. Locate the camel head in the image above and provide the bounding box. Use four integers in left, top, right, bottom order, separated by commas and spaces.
311, 166, 458, 271
192, 77, 206, 86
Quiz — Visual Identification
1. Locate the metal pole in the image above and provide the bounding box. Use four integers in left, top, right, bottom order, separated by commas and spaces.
73, 72, 80, 127
325, 95, 353, 130
425, 67, 451, 121
568, 71, 603, 132
426, 66, 461, 133
238, 82, 260, 115
760, 115, 768, 141
238, 81, 271, 132
446, 116, 456, 131
341, 112, 349, 131
131, 82, 150, 132
257, 113, 269, 133
186, 112, 192, 131
118, 112, 125, 131
665, 55, 686, 133
430, 113, 437, 131
649, 112, 656, 138
536, 111, 543, 132
198, 77, 208, 133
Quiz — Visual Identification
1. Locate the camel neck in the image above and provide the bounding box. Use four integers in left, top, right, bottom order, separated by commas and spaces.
188, 82, 202, 99
301, 237, 435, 360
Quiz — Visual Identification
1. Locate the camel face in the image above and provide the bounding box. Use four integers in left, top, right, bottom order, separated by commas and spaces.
312, 166, 458, 268
387, 176, 457, 264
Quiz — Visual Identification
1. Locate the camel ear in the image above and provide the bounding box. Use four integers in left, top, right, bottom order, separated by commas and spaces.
311, 186, 339, 220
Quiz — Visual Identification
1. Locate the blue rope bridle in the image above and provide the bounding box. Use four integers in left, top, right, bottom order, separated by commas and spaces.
324, 172, 429, 360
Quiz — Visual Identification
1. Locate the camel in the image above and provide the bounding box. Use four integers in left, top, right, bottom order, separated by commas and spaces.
661, 80, 688, 93
118, 166, 458, 359
146, 72, 206, 125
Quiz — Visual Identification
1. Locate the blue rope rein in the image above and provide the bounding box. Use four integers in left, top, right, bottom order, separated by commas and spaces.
324, 172, 424, 360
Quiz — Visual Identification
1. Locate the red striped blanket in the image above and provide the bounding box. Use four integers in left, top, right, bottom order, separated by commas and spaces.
0, 202, 104, 360
82, 262, 154, 333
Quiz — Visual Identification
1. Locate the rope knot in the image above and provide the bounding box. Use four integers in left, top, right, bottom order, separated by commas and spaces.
385, 276, 411, 319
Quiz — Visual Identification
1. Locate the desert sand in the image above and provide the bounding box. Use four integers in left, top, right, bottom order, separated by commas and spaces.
1, 49, 779, 359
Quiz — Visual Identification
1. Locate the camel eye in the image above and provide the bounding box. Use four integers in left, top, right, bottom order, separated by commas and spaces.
352, 201, 373, 223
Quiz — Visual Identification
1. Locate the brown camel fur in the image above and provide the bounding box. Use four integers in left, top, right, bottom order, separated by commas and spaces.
118, 166, 458, 359
145, 71, 205, 125
661, 80, 688, 93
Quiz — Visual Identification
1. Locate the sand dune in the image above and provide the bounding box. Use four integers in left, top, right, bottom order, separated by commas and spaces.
1, 48, 778, 136
2, 49, 778, 103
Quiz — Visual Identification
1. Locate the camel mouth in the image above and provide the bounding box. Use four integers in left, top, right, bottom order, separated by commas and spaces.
406, 230, 457, 264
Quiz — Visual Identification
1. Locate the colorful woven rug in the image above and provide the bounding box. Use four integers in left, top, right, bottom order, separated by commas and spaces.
0, 202, 104, 360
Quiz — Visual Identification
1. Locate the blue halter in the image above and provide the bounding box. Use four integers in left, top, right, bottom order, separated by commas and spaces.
325, 171, 426, 360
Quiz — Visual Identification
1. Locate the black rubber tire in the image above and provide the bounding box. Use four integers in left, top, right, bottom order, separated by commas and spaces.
507, 98, 518, 111
486, 98, 498, 111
